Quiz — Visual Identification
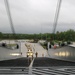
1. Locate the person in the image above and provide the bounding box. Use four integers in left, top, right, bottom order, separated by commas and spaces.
49, 44, 51, 48
2, 43, 6, 47
35, 52, 38, 57
21, 52, 22, 55
42, 53, 44, 57
16, 44, 19, 49
32, 55, 33, 59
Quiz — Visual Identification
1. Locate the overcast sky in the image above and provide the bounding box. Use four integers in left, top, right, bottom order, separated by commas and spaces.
0, 0, 75, 34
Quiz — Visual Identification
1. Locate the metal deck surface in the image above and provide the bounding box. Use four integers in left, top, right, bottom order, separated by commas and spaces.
0, 57, 75, 75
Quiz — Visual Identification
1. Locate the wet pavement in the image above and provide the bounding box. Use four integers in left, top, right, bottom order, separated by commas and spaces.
0, 40, 75, 74
0, 47, 21, 61
25, 42, 48, 57
48, 46, 75, 62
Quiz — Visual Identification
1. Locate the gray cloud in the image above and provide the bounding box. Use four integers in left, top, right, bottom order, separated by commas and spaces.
0, 0, 75, 34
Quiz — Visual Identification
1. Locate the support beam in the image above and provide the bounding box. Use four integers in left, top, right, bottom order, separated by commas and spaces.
4, 0, 15, 36
52, 0, 62, 34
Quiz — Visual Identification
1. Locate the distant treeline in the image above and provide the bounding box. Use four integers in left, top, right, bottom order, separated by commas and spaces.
0, 29, 75, 41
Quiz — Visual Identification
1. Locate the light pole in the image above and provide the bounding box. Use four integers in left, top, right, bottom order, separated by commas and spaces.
41, 24, 42, 40
19, 41, 22, 56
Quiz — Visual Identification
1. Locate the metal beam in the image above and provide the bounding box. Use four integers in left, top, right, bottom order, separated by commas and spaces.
52, 0, 62, 34
4, 0, 15, 36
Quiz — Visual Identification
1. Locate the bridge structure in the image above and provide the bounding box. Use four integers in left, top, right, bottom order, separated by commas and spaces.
0, 57, 75, 75
1, 0, 75, 75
